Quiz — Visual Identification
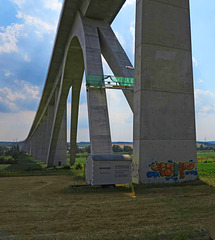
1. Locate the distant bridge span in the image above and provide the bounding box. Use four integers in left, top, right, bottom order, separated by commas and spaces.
19, 0, 134, 166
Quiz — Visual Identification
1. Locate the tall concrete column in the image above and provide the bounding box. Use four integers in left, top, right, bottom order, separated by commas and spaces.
45, 103, 55, 162
40, 113, 48, 162
133, 0, 197, 183
37, 123, 43, 160
31, 130, 38, 159
70, 82, 82, 165
87, 87, 112, 154
54, 109, 67, 166
82, 17, 112, 155
47, 83, 69, 166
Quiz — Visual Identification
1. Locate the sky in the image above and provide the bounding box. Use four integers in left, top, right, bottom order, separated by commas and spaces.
0, 0, 215, 143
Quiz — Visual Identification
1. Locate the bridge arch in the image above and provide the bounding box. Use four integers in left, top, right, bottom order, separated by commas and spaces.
20, 6, 134, 168
47, 13, 112, 166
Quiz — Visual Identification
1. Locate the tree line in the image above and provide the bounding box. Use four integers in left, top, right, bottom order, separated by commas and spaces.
73, 144, 133, 154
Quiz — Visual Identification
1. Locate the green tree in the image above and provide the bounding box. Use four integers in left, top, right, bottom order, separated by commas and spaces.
112, 145, 123, 153
0, 146, 4, 156
123, 145, 133, 153
200, 144, 204, 151
83, 145, 91, 153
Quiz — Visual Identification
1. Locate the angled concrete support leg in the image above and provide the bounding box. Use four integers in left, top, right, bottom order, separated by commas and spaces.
82, 18, 112, 154
98, 23, 134, 111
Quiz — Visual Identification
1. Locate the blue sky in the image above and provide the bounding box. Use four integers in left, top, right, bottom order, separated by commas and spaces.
0, 0, 215, 142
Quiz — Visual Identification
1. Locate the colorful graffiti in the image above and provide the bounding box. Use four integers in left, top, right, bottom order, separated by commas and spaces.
147, 160, 197, 181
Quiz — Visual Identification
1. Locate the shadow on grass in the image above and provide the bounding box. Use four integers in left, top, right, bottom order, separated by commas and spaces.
0, 154, 44, 176
63, 179, 210, 196
102, 227, 212, 240
0, 154, 76, 177
64, 184, 131, 194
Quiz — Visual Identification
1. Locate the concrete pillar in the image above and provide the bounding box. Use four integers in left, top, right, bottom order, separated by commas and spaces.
40, 114, 48, 162
45, 103, 55, 163
47, 85, 68, 167
133, 0, 197, 184
37, 124, 43, 160
87, 87, 112, 154
70, 82, 82, 165
53, 109, 67, 166
82, 17, 112, 154
31, 129, 38, 159
28, 140, 32, 156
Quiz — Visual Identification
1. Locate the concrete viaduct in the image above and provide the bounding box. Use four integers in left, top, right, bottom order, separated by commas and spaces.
19, 0, 198, 184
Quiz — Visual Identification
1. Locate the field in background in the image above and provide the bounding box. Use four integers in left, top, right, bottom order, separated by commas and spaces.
197, 151, 215, 162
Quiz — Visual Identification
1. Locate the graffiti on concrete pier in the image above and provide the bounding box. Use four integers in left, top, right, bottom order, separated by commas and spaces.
147, 160, 197, 181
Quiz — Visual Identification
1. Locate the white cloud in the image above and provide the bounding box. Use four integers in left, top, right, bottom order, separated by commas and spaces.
77, 128, 89, 142
43, 0, 62, 12
196, 113, 215, 141
192, 57, 198, 67
124, 0, 136, 7
0, 81, 40, 113
24, 54, 31, 62
0, 96, 17, 112
67, 101, 89, 142
0, 111, 36, 141
197, 78, 203, 84
0, 24, 24, 54
16, 11, 56, 34
0, 87, 26, 112
130, 21, 135, 54
202, 106, 215, 112
9, 0, 26, 9
115, 31, 126, 49
106, 89, 133, 141
23, 82, 40, 100
195, 89, 214, 100
195, 88, 215, 116
4, 70, 12, 77
130, 22, 135, 39
0, 87, 25, 101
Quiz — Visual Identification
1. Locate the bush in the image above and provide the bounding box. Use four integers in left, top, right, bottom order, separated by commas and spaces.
0, 157, 17, 164
75, 163, 83, 170
63, 164, 71, 170
25, 166, 43, 171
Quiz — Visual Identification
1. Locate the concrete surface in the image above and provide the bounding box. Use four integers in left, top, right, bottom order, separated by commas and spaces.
133, 0, 197, 183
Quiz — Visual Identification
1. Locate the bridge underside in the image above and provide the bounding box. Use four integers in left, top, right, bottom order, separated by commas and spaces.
19, 0, 197, 184
19, 0, 134, 167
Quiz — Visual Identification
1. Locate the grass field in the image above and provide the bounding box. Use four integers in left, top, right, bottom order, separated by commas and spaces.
197, 150, 215, 162
0, 176, 215, 240
0, 152, 215, 239
0, 153, 85, 177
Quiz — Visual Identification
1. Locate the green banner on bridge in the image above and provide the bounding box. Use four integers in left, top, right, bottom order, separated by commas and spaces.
86, 75, 134, 88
